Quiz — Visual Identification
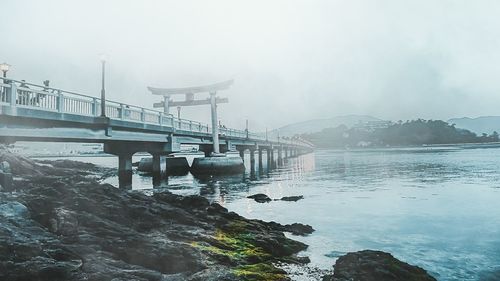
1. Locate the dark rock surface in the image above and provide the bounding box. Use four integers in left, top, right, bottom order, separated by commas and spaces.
0, 149, 311, 281
322, 250, 436, 281
279, 196, 304, 202
247, 193, 272, 203
267, 222, 314, 236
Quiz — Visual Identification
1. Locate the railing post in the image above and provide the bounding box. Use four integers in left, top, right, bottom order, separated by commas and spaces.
141, 108, 145, 122
189, 121, 192, 131
171, 116, 174, 127
119, 104, 125, 120
57, 92, 64, 113
159, 112, 163, 125
9, 82, 17, 106
91, 98, 98, 116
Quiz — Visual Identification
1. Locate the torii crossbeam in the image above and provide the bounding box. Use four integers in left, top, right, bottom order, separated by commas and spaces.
147, 79, 234, 154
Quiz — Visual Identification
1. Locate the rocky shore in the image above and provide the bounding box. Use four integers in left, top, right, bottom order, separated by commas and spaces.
0, 149, 312, 281
322, 250, 436, 281
0, 148, 437, 281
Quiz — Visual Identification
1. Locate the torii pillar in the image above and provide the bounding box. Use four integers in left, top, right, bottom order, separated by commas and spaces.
210, 92, 220, 154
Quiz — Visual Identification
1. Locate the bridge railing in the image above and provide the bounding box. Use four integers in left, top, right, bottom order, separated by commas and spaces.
0, 81, 11, 104
0, 78, 314, 148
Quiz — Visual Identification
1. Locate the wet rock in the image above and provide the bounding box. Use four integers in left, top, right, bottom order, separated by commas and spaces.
279, 195, 304, 202
0, 161, 13, 191
0, 149, 47, 176
1, 161, 11, 173
247, 193, 272, 203
0, 148, 310, 280
37, 159, 97, 171
0, 199, 83, 281
323, 250, 437, 281
0, 201, 29, 218
267, 221, 315, 236
282, 223, 314, 236
49, 207, 79, 236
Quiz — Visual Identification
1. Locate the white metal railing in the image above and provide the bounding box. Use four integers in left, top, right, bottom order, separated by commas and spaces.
0, 77, 313, 148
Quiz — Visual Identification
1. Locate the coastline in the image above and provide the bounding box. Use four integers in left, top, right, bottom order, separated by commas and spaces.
0, 148, 315, 281
0, 148, 439, 281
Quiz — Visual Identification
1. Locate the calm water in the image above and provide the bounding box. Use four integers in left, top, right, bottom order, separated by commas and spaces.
36, 147, 500, 280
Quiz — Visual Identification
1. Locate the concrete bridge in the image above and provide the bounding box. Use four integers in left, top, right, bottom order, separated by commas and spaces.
0, 77, 313, 187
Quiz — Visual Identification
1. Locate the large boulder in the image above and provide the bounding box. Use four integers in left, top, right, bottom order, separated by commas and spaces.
323, 250, 436, 281
247, 193, 272, 203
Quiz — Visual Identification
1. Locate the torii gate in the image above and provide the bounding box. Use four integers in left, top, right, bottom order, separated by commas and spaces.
148, 80, 233, 155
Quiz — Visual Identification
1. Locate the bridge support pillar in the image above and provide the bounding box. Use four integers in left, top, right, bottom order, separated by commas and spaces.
277, 146, 283, 165
258, 148, 263, 171
199, 144, 213, 157
268, 148, 274, 169
152, 154, 161, 175
118, 154, 133, 189
249, 149, 256, 173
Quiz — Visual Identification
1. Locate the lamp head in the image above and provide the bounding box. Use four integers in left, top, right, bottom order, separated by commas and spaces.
99, 54, 107, 63
0, 63, 10, 72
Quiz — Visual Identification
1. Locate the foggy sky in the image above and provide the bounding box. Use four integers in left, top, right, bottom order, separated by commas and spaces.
2, 0, 500, 131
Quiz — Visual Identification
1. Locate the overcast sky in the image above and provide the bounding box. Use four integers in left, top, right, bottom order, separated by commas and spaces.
2, 0, 500, 130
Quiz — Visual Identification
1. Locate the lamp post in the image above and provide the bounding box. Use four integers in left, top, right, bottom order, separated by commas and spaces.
0, 63, 10, 78
100, 55, 106, 117
245, 119, 249, 139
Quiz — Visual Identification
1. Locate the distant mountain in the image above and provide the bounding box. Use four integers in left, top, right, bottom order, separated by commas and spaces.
269, 115, 382, 137
448, 116, 500, 135
303, 119, 498, 148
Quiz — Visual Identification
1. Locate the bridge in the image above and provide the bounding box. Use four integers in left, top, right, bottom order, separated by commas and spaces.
0, 77, 313, 187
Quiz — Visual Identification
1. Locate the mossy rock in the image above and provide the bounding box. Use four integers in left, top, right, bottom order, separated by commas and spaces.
233, 263, 289, 281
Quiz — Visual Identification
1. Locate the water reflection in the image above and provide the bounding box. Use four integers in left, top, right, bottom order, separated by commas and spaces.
35, 147, 500, 281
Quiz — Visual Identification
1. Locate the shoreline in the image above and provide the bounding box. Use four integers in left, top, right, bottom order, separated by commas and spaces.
0, 148, 438, 281
0, 149, 316, 281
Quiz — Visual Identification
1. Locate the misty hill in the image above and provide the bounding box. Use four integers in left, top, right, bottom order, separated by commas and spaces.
269, 115, 382, 137
303, 119, 499, 148
448, 116, 500, 135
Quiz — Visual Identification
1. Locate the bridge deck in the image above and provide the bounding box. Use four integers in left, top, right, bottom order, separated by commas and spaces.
0, 78, 313, 150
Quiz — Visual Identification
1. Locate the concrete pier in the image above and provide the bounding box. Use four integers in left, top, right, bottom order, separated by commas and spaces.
0, 77, 314, 189
191, 155, 244, 175
277, 146, 283, 165
165, 157, 190, 175
258, 149, 263, 172
269, 148, 275, 169
152, 155, 161, 175
249, 149, 256, 173
118, 154, 133, 189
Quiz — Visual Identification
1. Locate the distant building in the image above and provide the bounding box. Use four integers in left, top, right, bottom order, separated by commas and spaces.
352, 120, 393, 132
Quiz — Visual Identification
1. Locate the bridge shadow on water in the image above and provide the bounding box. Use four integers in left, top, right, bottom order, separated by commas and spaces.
120, 152, 316, 204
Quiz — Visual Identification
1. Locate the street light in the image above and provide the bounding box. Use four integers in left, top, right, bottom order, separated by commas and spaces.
99, 55, 106, 117
0, 63, 10, 78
